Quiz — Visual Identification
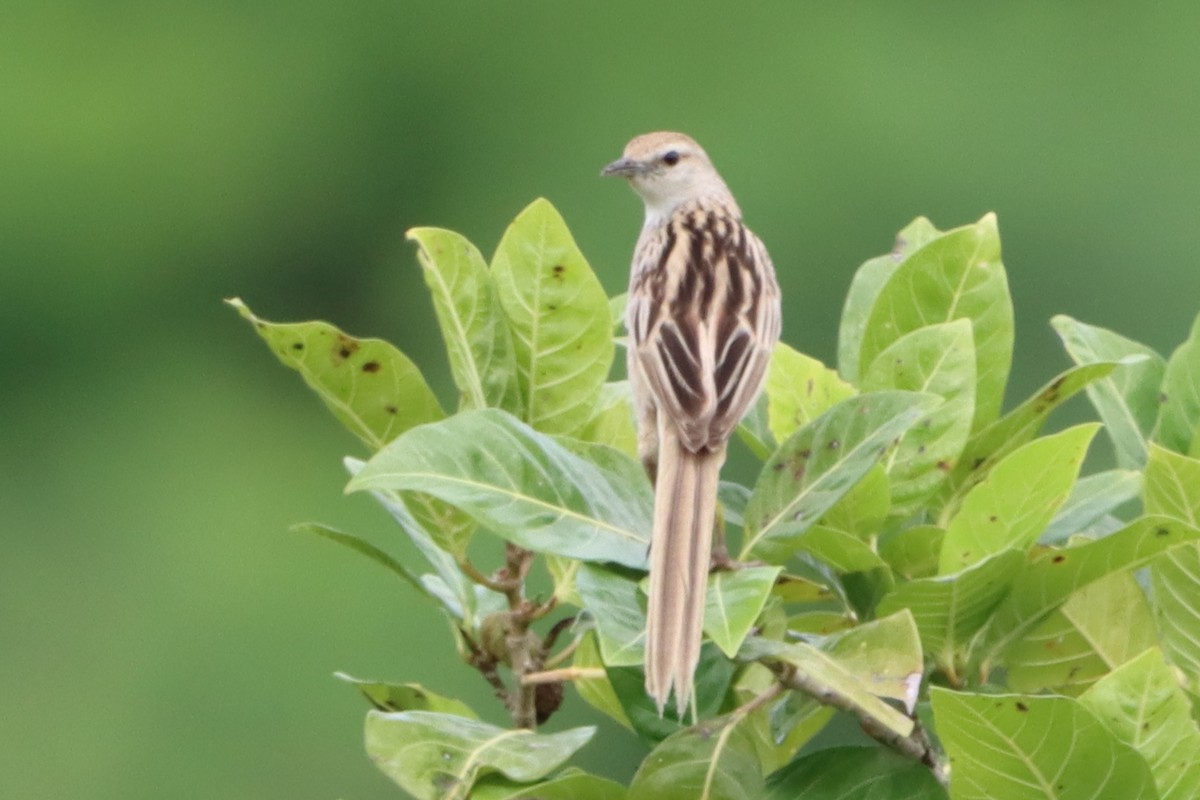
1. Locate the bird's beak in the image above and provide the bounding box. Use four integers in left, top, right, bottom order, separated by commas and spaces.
601, 157, 641, 177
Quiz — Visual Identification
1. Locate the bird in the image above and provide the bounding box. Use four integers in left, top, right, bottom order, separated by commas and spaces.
601, 132, 781, 716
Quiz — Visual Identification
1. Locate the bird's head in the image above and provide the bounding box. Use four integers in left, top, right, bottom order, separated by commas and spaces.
602, 132, 735, 225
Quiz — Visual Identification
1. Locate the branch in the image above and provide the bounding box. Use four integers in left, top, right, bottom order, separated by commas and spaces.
766, 661, 948, 787
521, 666, 606, 685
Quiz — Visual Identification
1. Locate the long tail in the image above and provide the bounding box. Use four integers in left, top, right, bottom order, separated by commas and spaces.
644, 433, 726, 717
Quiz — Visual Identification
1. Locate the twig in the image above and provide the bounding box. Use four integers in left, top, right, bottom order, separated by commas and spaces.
766, 661, 948, 788
730, 680, 785, 721
521, 667, 606, 685
457, 558, 515, 594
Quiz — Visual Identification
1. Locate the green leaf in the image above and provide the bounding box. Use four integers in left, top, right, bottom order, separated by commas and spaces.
227, 297, 443, 450
348, 409, 652, 569
609, 644, 735, 743
765, 746, 948, 800
939, 424, 1099, 574
817, 464, 890, 537
1149, 544, 1200, 694
1080, 648, 1200, 800
1005, 570, 1157, 694
291, 523, 424, 594
491, 198, 613, 436
347, 465, 474, 621
741, 391, 940, 562
981, 515, 1200, 672
229, 298, 475, 554
739, 638, 914, 738
771, 572, 837, 604
876, 550, 1022, 680
945, 361, 1122, 504
717, 481, 752, 527
628, 715, 763, 800
837, 216, 941, 384
862, 320, 976, 515
794, 524, 888, 573
1156, 313, 1200, 454
703, 567, 782, 658
823, 609, 924, 712
880, 524, 944, 580
765, 343, 856, 444
932, 688, 1157, 799
334, 673, 479, 718
1041, 469, 1142, 543
859, 214, 1013, 431
733, 664, 833, 774
575, 565, 645, 667
1052, 314, 1166, 468
1140, 445, 1200, 691
364, 710, 594, 800
1145, 444, 1200, 525
609, 292, 628, 330
571, 632, 633, 730
736, 394, 775, 460
471, 770, 628, 800
407, 227, 520, 412
578, 381, 638, 457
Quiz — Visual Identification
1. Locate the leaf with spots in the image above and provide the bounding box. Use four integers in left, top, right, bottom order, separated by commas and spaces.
942, 360, 1124, 508
877, 550, 1022, 682
491, 198, 614, 436
858, 214, 1014, 432
1004, 570, 1157, 694
862, 319, 976, 517
939, 424, 1099, 574
764, 343, 856, 444
1080, 648, 1200, 800
740, 391, 941, 563
1040, 469, 1142, 543
348, 409, 652, 569
979, 515, 1200, 675
932, 688, 1157, 800
1144, 445, 1200, 693
1052, 314, 1165, 468
227, 298, 443, 450
364, 710, 594, 800
408, 227, 521, 413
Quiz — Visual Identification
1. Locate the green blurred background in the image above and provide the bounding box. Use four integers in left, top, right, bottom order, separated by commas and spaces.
4, 2, 1198, 796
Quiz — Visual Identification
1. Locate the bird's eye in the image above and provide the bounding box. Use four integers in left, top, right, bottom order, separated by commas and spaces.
662, 150, 680, 166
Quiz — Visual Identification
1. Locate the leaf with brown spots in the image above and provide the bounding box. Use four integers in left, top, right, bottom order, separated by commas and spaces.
939, 424, 1100, 574
741, 391, 939, 563
980, 515, 1200, 674
933, 688, 1157, 800
227, 298, 443, 450
491, 199, 613, 437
